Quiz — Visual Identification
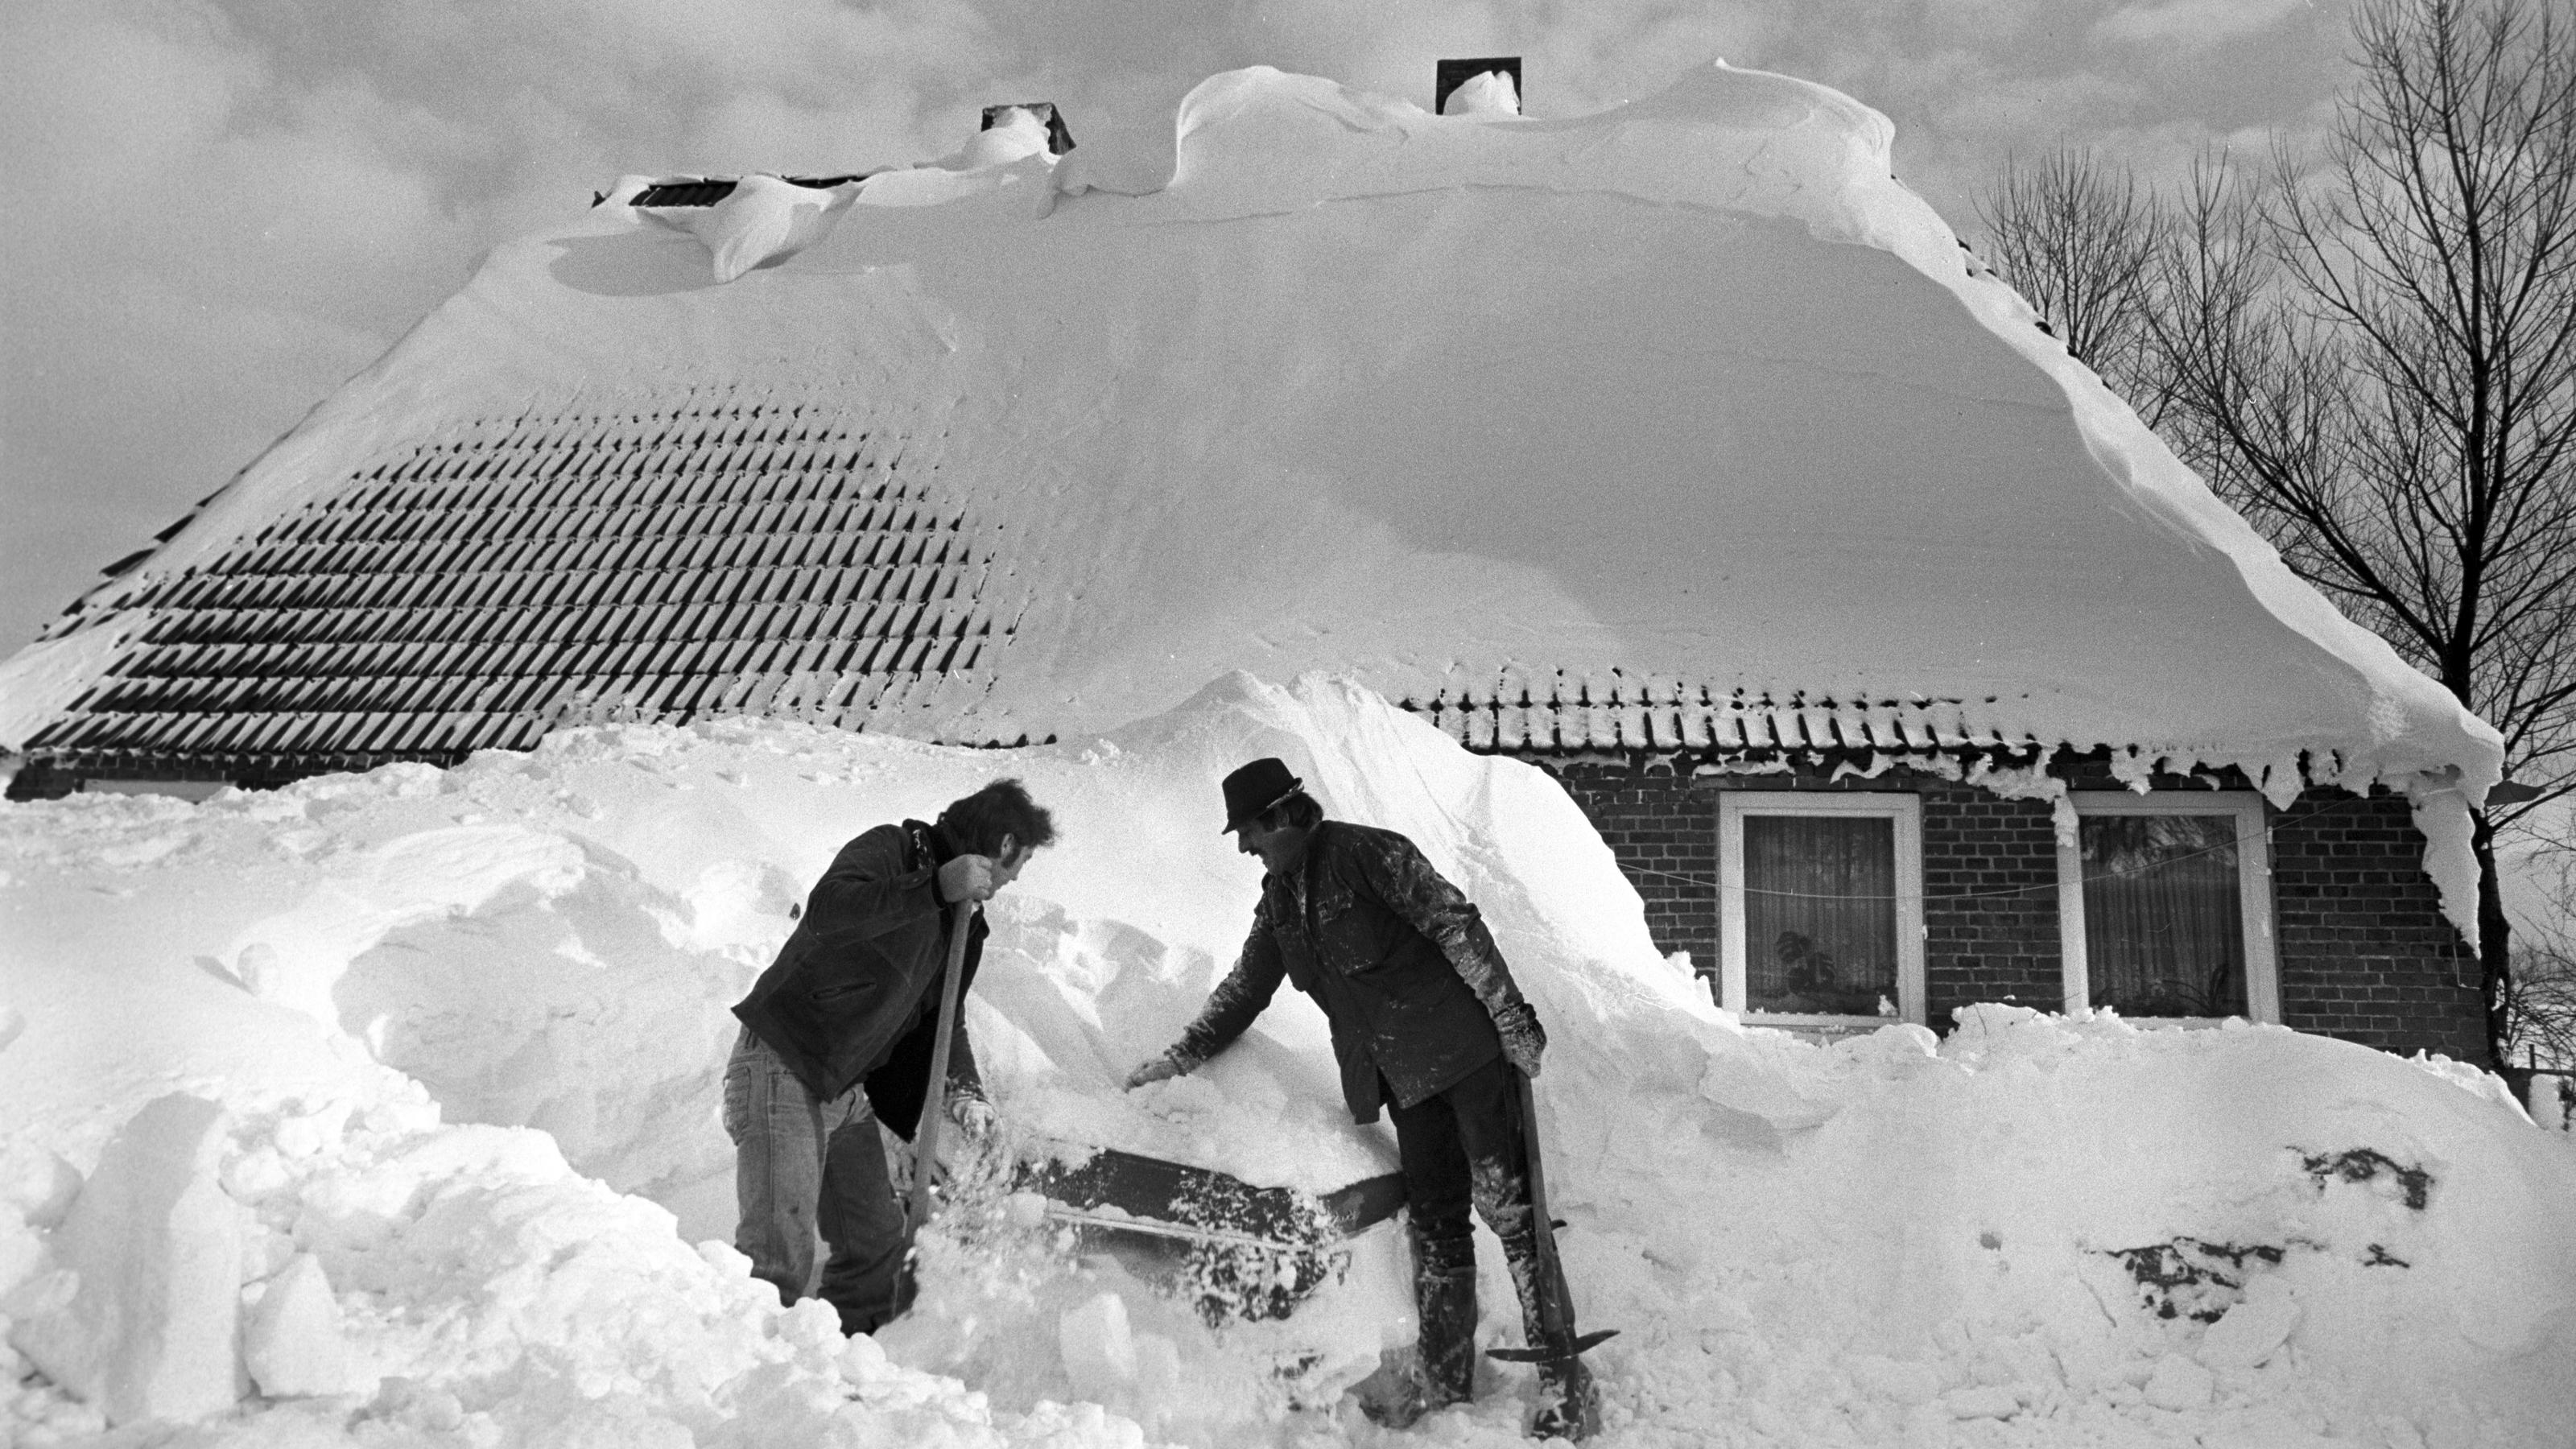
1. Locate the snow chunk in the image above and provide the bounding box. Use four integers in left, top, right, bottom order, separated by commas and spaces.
1942, 1383, 2019, 1419
2406, 776, 2487, 947
10, 1093, 243, 1425
244, 1253, 372, 1399
1059, 1290, 1137, 1392
2198, 1281, 2301, 1371
0, 1141, 82, 1230
2144, 1352, 2216, 1411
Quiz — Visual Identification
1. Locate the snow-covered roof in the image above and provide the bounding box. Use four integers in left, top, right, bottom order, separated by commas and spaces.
8, 63, 2500, 813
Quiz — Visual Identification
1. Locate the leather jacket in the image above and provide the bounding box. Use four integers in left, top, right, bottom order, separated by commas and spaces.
731, 820, 985, 1136
1173, 820, 1533, 1122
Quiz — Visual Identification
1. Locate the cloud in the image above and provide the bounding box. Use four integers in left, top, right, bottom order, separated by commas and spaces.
2095, 0, 2318, 48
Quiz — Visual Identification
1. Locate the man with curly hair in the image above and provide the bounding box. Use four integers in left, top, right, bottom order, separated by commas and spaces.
729, 778, 1055, 1335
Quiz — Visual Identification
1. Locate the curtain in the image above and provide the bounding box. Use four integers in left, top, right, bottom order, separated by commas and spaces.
2082, 814, 2245, 1016
1744, 815, 1896, 1015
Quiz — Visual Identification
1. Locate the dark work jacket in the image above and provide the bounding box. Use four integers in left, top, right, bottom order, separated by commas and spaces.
731, 820, 986, 1139
1172, 820, 1530, 1124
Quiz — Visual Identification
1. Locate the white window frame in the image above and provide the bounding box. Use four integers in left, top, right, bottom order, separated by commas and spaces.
2056, 791, 2278, 1024
1719, 792, 1926, 1026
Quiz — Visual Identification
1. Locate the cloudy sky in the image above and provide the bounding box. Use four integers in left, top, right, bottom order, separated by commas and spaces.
0, 0, 2363, 654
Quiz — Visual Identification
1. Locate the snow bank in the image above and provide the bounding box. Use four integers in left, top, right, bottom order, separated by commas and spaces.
3, 674, 2570, 1447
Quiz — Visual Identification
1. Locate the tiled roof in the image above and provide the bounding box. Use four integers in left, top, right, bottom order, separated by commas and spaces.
1401, 673, 2045, 758
27, 398, 1022, 779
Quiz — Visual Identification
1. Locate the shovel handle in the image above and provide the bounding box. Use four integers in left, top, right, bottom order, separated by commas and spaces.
906, 902, 975, 1232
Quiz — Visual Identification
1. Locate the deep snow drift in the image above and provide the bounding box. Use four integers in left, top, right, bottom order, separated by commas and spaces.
3, 674, 2570, 1448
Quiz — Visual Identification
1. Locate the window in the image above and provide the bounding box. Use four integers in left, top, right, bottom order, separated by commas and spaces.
2055, 792, 2277, 1022
1718, 793, 1925, 1025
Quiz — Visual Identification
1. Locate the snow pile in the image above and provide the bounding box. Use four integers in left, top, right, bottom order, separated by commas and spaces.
3, 673, 2570, 1447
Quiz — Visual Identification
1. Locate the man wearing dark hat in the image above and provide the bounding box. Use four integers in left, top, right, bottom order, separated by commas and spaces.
727, 777, 1055, 1336
1125, 758, 1597, 1438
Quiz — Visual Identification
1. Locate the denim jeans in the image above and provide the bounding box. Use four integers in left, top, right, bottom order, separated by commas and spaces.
723, 1026, 911, 1334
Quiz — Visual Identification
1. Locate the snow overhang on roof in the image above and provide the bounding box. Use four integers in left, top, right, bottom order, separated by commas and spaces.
14, 61, 2502, 887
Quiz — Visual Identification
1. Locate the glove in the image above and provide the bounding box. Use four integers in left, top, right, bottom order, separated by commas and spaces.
1124, 1054, 1184, 1090
948, 1091, 998, 1143
929, 1090, 999, 1191
1494, 1001, 1546, 1080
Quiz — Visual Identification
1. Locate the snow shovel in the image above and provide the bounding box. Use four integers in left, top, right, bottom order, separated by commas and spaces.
1485, 1067, 1612, 1439
905, 902, 977, 1229
1018, 1141, 1407, 1323
873, 901, 978, 1328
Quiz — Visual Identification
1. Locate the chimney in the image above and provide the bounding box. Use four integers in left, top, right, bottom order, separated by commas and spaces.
980, 101, 1077, 156
1435, 57, 1522, 117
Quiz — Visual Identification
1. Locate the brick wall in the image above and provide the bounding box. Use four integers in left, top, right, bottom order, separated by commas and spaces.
1544, 759, 1719, 970
1913, 782, 2062, 1022
2269, 789, 2483, 1059
1537, 756, 2485, 1061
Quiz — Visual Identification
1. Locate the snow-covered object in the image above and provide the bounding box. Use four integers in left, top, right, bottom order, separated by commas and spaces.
3, 672, 2571, 1447
36, 65, 2498, 848
944, 105, 1055, 169
1441, 69, 1520, 116
639, 174, 864, 284
8, 1093, 242, 1425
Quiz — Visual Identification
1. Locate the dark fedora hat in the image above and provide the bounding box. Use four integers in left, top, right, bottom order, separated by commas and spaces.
1220, 758, 1303, 834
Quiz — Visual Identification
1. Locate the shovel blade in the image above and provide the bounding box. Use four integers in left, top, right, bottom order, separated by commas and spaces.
1486, 1328, 1620, 1364
1016, 1140, 1406, 1325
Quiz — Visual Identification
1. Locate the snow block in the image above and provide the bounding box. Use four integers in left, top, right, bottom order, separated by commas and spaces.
1059, 1290, 1137, 1395
8, 1093, 243, 1425
2198, 1289, 2301, 1371
0, 1141, 82, 1229
246, 1253, 373, 1399
2143, 1352, 2215, 1411
1942, 1385, 2019, 1420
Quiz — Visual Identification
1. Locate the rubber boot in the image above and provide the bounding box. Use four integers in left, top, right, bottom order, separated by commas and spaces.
1418, 1259, 1480, 1405
1358, 1231, 1479, 1428
1501, 1228, 1600, 1442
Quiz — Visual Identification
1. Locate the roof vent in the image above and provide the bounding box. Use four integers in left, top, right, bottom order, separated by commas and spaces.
980, 102, 1077, 156
1435, 57, 1521, 117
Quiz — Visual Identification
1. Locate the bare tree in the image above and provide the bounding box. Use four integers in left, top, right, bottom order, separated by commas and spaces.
1975, 149, 2169, 412
2173, 0, 2576, 1067
1977, 0, 2576, 1069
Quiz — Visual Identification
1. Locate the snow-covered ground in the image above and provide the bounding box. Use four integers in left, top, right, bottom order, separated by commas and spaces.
2, 673, 2570, 1447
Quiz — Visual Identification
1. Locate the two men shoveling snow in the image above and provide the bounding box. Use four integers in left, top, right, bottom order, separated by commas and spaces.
724, 762, 1603, 1439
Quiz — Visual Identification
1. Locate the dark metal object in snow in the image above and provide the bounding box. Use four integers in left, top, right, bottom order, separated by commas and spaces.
1484, 1067, 1612, 1441
2103, 1238, 2287, 1323
2300, 1147, 2434, 1209
1020, 1142, 1405, 1324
